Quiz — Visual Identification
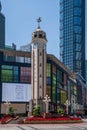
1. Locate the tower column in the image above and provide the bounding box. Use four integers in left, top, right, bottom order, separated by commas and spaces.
31, 18, 47, 112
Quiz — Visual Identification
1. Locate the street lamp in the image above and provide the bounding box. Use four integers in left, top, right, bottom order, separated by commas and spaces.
74, 103, 79, 113
64, 99, 70, 115
43, 95, 51, 113
4, 100, 11, 114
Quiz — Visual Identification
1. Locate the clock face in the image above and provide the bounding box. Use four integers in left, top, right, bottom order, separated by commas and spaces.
34, 43, 37, 49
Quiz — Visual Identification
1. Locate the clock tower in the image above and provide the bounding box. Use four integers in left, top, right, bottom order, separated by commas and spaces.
31, 18, 47, 107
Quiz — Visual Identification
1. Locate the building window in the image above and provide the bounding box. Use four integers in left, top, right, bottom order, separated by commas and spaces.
52, 74, 56, 103
40, 74, 42, 77
74, 8, 81, 16
52, 65, 56, 74
39, 34, 42, 38
40, 63, 42, 67
57, 69, 63, 84
40, 52, 42, 56
13, 66, 19, 82
34, 34, 37, 37
20, 67, 31, 83
1, 65, 19, 82
46, 86, 51, 97
40, 86, 41, 88
47, 77, 51, 85
46, 64, 51, 77
74, 17, 81, 25
74, 0, 82, 7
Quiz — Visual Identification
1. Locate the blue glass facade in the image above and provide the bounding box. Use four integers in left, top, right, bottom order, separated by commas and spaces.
85, 61, 87, 85
60, 0, 85, 79
0, 2, 5, 49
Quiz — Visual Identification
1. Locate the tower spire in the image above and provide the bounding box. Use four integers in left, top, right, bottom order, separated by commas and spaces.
37, 17, 42, 29
0, 1, 2, 12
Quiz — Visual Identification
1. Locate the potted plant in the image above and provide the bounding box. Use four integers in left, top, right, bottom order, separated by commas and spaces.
8, 107, 16, 117
32, 105, 40, 117
57, 107, 64, 116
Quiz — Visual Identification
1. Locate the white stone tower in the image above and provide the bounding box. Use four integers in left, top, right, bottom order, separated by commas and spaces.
31, 18, 47, 106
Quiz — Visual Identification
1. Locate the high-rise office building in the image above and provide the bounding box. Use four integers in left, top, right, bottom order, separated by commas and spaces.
0, 2, 5, 48
85, 61, 87, 85
20, 43, 31, 52
60, 0, 85, 79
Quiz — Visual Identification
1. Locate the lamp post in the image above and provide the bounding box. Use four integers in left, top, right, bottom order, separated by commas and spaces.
74, 103, 79, 113
4, 100, 11, 114
43, 95, 51, 113
64, 99, 70, 115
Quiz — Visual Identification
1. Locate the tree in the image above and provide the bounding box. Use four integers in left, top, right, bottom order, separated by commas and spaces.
57, 107, 64, 116
8, 107, 16, 117
32, 105, 40, 116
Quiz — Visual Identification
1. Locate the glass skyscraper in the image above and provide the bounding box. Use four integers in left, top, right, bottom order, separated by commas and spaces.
85, 61, 87, 85
60, 0, 85, 79
0, 2, 5, 49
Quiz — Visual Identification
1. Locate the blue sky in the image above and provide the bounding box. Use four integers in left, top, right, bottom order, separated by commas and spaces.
1, 0, 87, 59
1, 0, 60, 58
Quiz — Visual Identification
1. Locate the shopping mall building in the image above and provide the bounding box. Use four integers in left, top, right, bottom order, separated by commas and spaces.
0, 47, 86, 115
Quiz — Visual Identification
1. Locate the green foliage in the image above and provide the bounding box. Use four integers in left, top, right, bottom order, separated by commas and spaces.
32, 105, 40, 116
8, 107, 16, 116
57, 107, 64, 116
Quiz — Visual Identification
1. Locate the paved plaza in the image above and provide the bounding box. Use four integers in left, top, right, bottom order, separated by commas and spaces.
0, 122, 87, 130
